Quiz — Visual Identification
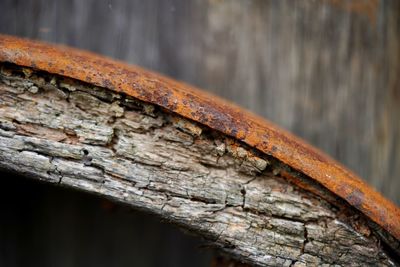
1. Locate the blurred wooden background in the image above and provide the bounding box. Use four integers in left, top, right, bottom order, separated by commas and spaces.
0, 0, 399, 266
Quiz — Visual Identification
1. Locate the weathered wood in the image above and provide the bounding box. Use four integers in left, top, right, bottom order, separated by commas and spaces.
0, 64, 397, 266
2, 34, 398, 237
1, 0, 398, 206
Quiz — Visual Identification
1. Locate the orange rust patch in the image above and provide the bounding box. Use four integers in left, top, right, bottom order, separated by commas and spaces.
0, 34, 399, 240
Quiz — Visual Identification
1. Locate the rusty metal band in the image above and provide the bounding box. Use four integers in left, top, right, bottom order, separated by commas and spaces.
0, 34, 399, 240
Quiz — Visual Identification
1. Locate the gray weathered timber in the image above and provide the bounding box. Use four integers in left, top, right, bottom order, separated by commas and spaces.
0, 65, 397, 266
0, 0, 398, 205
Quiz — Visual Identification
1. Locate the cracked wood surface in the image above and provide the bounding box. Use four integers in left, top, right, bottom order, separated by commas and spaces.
1, 34, 399, 240
0, 65, 398, 266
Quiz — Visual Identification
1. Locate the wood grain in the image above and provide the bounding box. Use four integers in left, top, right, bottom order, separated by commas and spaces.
0, 65, 397, 266
0, 1, 399, 266
0, 0, 397, 205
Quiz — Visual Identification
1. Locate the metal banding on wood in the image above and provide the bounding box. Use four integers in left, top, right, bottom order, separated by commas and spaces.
0, 34, 399, 241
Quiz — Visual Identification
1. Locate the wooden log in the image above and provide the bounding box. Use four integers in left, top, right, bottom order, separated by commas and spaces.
2, 0, 399, 207
0, 60, 398, 266
1, 35, 399, 239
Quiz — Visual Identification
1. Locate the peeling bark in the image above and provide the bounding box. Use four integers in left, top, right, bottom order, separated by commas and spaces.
0, 63, 398, 266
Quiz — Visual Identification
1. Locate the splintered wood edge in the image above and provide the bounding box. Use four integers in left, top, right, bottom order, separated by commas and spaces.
0, 62, 399, 266
0, 33, 399, 244
0, 35, 399, 239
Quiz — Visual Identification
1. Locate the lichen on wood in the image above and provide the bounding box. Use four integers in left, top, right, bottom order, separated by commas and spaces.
0, 63, 398, 266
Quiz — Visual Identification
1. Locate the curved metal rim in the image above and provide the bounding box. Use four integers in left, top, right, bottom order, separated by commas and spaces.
0, 34, 399, 240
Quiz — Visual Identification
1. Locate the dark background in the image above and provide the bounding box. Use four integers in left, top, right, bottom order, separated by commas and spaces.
0, 0, 399, 266
0, 173, 212, 267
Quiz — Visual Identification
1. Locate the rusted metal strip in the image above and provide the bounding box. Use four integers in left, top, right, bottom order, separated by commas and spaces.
0, 34, 399, 240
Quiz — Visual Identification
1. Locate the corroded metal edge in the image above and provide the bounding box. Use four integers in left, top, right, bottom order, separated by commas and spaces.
0, 34, 399, 240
